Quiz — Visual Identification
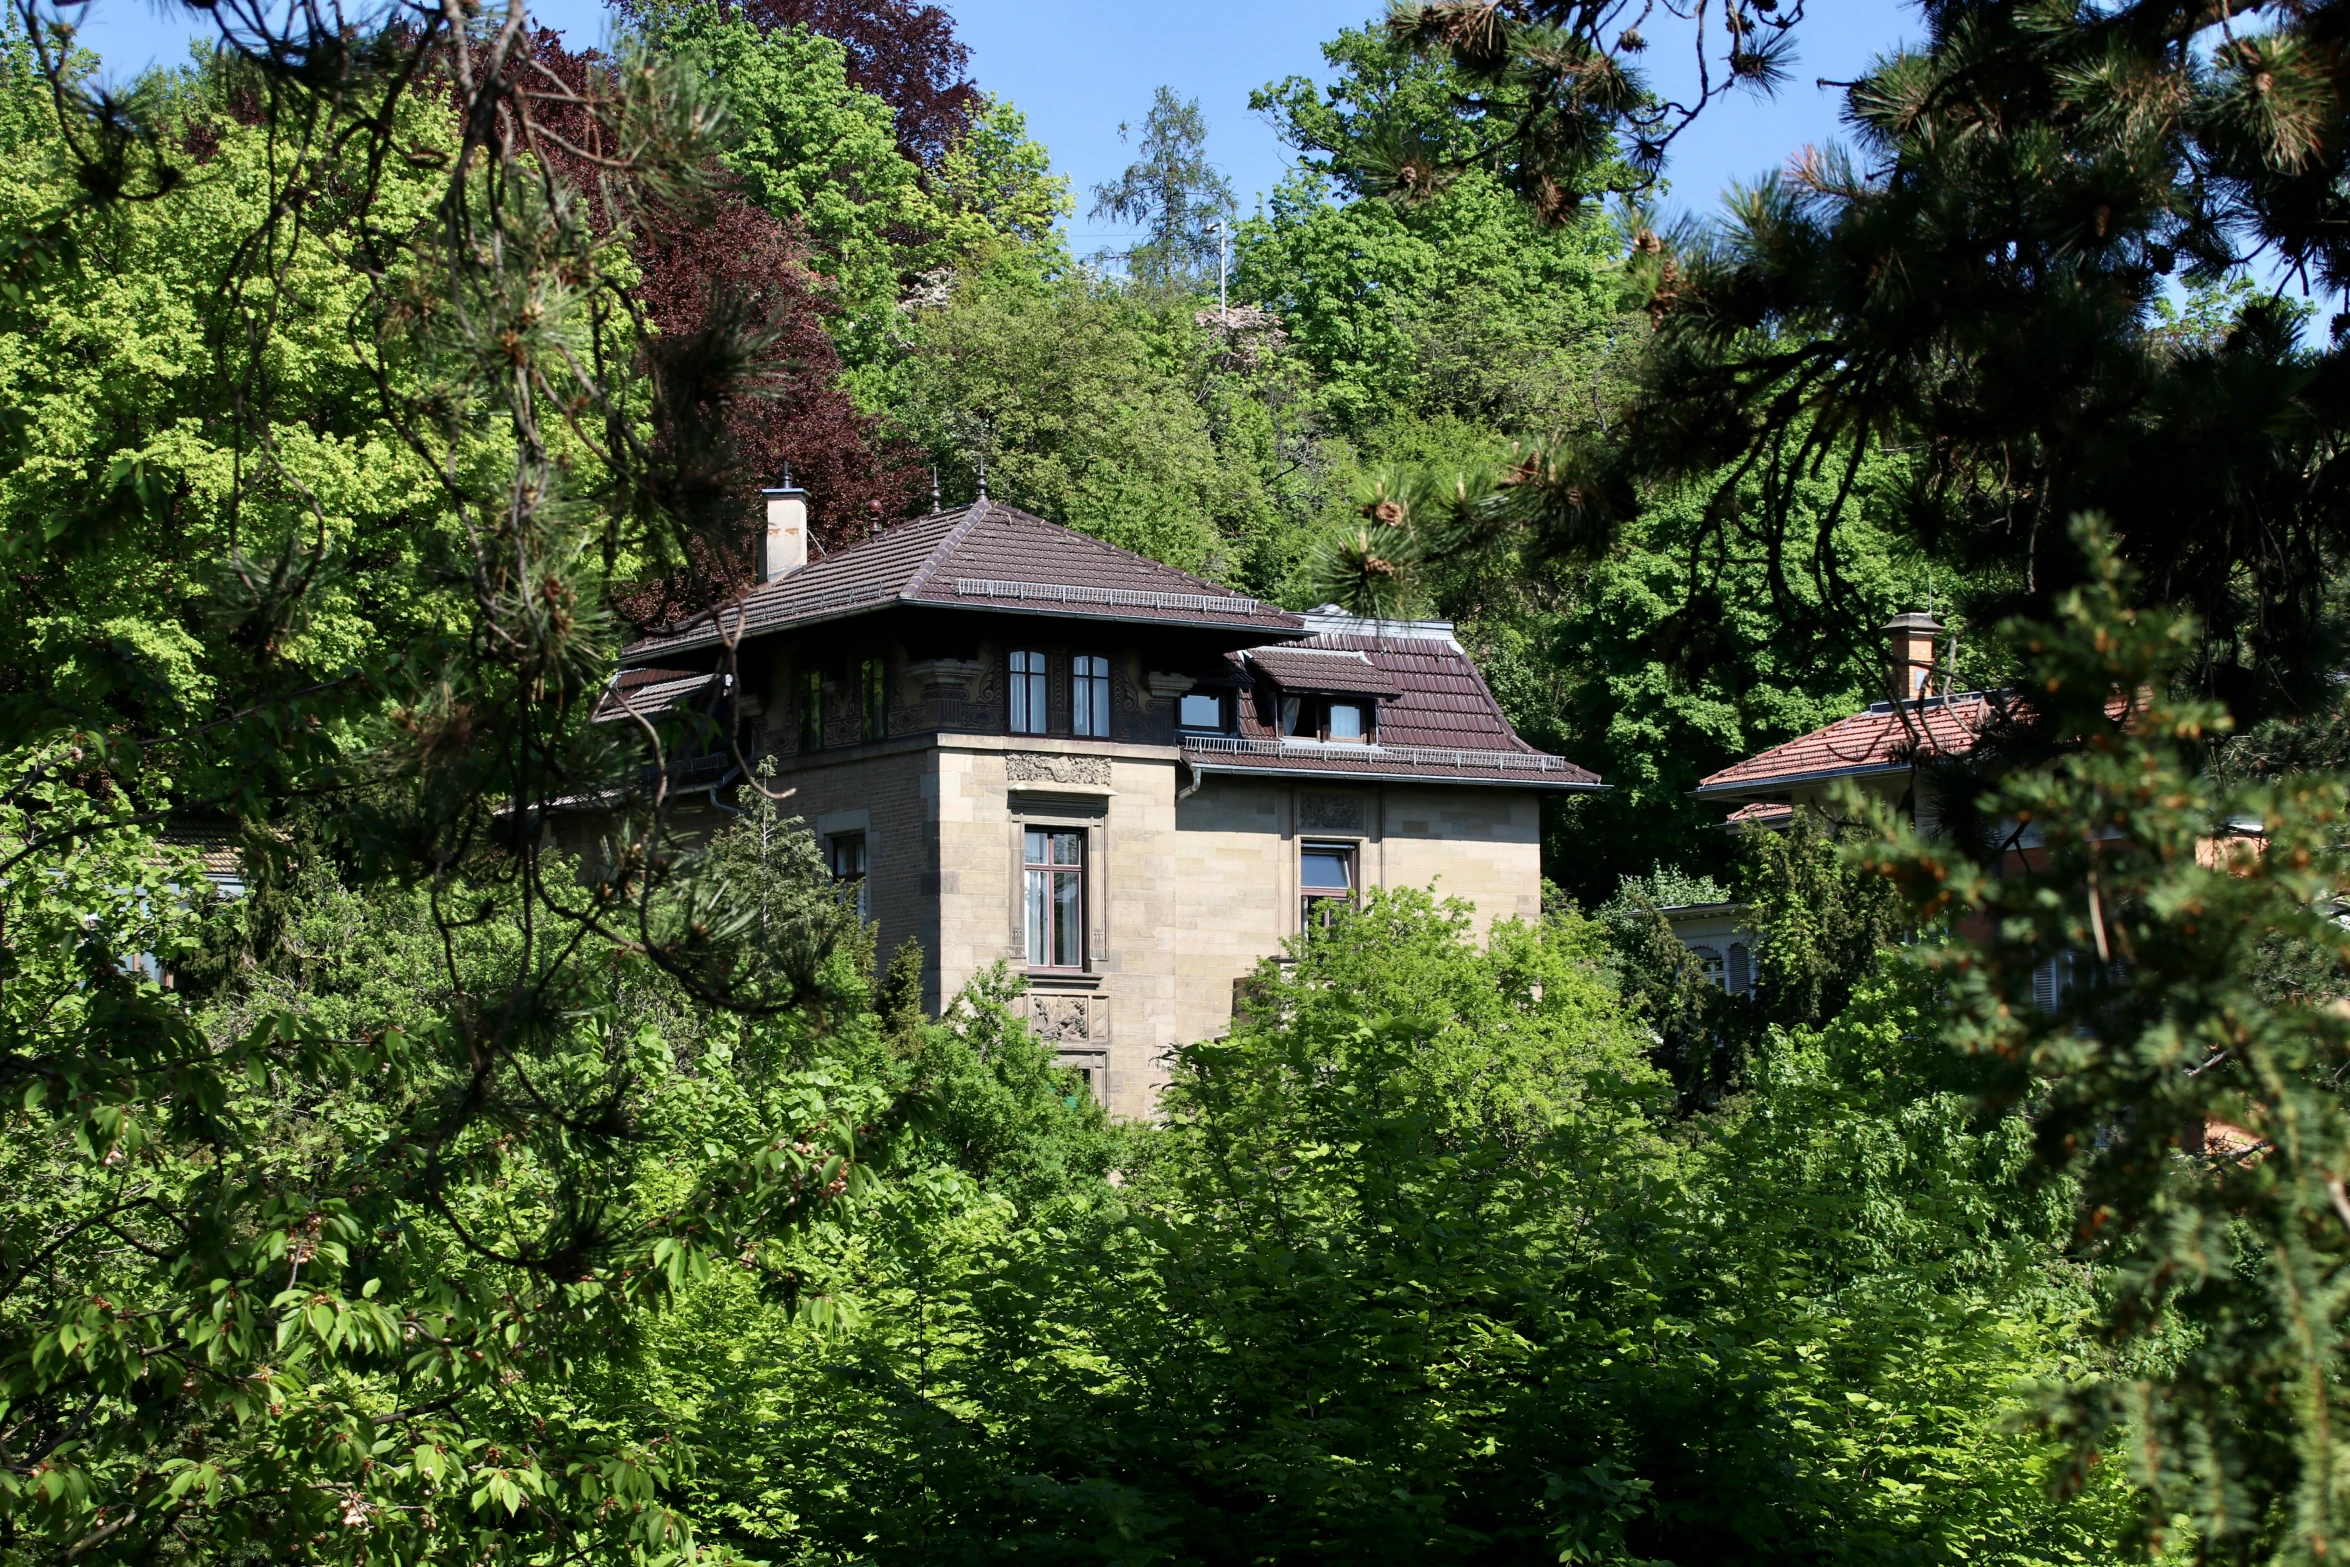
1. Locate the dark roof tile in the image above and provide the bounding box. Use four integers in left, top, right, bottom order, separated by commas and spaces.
1183, 625, 1601, 790
624, 501, 1300, 660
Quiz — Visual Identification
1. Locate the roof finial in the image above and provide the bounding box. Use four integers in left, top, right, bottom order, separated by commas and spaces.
975, 449, 988, 502
930, 465, 942, 514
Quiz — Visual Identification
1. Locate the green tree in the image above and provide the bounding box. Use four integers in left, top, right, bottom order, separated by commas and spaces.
1088, 86, 1234, 291
1868, 517, 2350, 1561
873, 271, 1282, 577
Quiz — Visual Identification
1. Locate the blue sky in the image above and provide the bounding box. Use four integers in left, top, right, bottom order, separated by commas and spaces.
70, 0, 1922, 233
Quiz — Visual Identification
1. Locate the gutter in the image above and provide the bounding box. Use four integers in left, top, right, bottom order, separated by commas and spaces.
626, 595, 1310, 663
1688, 760, 1914, 801
1181, 759, 1606, 794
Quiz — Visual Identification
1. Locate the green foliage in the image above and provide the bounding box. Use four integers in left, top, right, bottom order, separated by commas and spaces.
872, 271, 1281, 578
660, 6, 933, 321
1867, 516, 2350, 1561
591, 894, 2131, 1563
1240, 24, 1630, 437
1738, 807, 1909, 1033
654, 5, 1067, 365
1087, 86, 1234, 291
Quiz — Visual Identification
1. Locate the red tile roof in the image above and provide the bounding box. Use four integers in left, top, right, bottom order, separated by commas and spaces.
1183, 621, 1601, 791
622, 500, 1302, 661
1693, 693, 1995, 798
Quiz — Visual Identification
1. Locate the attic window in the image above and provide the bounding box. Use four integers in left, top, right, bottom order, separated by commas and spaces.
1178, 691, 1225, 731
1327, 702, 1366, 743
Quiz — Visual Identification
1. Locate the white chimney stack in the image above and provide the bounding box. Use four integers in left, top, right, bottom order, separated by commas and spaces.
758, 474, 808, 584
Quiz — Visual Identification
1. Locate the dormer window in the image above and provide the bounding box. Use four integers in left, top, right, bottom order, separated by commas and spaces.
1327, 702, 1366, 743
1179, 691, 1225, 731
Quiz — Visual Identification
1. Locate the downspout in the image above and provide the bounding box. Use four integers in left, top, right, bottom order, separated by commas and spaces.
1177, 755, 1205, 801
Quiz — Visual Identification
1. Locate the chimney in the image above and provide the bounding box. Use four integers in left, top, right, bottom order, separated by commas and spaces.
757, 475, 808, 583
1883, 610, 1943, 700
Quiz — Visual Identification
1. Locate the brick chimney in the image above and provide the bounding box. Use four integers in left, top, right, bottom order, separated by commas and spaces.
1884, 610, 1943, 700
757, 475, 808, 583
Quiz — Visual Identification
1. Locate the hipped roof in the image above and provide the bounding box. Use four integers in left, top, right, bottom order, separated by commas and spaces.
623, 499, 1303, 662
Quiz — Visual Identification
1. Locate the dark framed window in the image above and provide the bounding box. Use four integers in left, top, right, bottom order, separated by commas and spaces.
828, 832, 868, 918
1178, 691, 1224, 731
799, 668, 823, 751
1024, 827, 1084, 968
860, 658, 886, 741
1072, 654, 1110, 738
1326, 701, 1367, 742
1300, 841, 1357, 930
1010, 650, 1048, 734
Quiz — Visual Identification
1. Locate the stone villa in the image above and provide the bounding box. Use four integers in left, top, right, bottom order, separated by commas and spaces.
603, 482, 1600, 1117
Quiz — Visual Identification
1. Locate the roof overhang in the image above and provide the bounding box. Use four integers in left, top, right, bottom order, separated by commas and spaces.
1688, 760, 1915, 801
1182, 758, 1605, 793
624, 594, 1307, 665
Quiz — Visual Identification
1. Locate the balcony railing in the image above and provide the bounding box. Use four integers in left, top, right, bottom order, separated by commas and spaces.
949, 577, 1264, 617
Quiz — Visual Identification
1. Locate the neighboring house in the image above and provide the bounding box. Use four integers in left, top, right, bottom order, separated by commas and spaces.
1680, 610, 2262, 1012
1657, 614, 1964, 982
1690, 611, 1972, 832
1657, 901, 1754, 998
599, 484, 1601, 1117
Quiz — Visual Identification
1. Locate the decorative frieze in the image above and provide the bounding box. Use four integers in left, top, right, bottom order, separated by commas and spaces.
1298, 792, 1365, 832
1006, 752, 1113, 786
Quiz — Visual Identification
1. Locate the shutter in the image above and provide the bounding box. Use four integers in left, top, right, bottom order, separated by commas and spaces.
1728, 943, 1751, 996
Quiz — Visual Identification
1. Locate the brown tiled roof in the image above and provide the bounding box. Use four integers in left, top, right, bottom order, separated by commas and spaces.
1244, 646, 1406, 696
623, 500, 1302, 661
1693, 693, 1995, 798
1722, 800, 1795, 829
1182, 623, 1601, 791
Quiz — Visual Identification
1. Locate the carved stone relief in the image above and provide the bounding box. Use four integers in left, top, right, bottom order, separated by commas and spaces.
1029, 994, 1092, 1042
1145, 672, 1197, 700
1005, 752, 1112, 786
1298, 793, 1365, 832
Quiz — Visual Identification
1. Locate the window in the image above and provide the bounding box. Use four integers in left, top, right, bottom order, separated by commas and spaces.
828, 832, 868, 918
1327, 702, 1365, 742
1691, 945, 1725, 988
860, 658, 886, 741
799, 668, 823, 751
1024, 828, 1084, 968
1728, 943, 1751, 996
2032, 952, 2076, 1013
1072, 654, 1111, 738
1300, 841, 1357, 930
1178, 691, 1224, 731
1010, 650, 1048, 734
